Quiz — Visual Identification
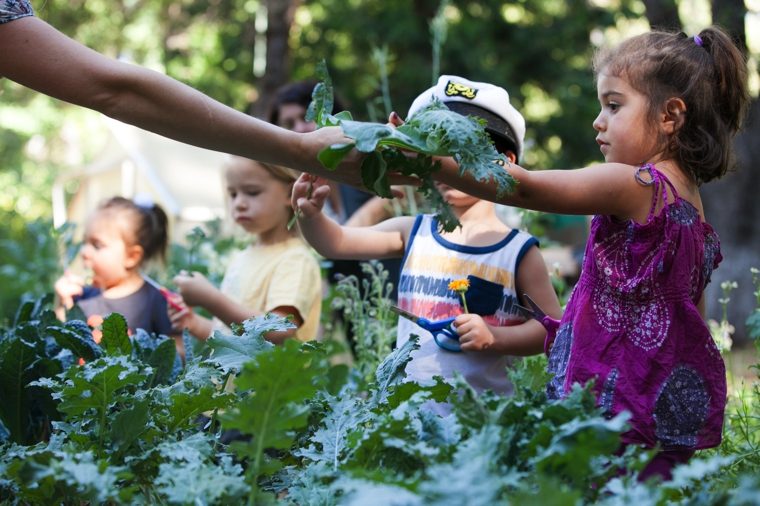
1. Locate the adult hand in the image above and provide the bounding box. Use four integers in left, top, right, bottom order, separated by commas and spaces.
296, 126, 420, 189
453, 313, 495, 352
173, 271, 215, 307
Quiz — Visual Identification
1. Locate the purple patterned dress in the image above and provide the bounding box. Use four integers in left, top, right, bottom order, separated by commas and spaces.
0, 0, 33, 24
547, 164, 725, 450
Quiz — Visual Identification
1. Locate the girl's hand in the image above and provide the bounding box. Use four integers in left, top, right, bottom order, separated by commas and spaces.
453, 313, 495, 352
167, 297, 195, 331
54, 270, 84, 309
291, 173, 332, 219
173, 272, 215, 307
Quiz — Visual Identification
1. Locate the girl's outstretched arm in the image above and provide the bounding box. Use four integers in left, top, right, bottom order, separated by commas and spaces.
434, 157, 654, 222
293, 174, 413, 260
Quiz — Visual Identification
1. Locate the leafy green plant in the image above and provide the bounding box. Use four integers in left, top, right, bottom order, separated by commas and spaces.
709, 280, 738, 354
0, 295, 99, 444
0, 217, 69, 325
307, 61, 515, 232
331, 260, 398, 383
746, 267, 760, 341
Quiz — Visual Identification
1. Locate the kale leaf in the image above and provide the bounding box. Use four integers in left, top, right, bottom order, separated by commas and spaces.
310, 61, 515, 232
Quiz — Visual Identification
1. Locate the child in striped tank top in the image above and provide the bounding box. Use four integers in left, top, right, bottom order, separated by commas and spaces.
292, 76, 561, 399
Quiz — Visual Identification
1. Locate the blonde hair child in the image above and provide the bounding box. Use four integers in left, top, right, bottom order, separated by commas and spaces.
170, 157, 321, 344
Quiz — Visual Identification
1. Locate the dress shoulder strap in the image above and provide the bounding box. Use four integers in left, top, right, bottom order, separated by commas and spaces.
635, 164, 680, 221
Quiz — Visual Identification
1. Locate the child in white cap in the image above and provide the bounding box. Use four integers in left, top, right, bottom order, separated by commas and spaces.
292, 76, 561, 405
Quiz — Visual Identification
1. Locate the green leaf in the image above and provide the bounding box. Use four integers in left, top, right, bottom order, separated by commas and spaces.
305, 60, 334, 126
99, 313, 132, 356
418, 425, 515, 505
146, 337, 178, 386
164, 386, 232, 433
109, 398, 150, 453
0, 336, 38, 443
203, 316, 284, 374
47, 324, 101, 362
55, 355, 148, 418
531, 412, 629, 486
361, 152, 392, 198
296, 395, 370, 470
334, 477, 423, 506
1, 448, 124, 503
153, 454, 247, 504
221, 339, 329, 498
317, 142, 355, 170
371, 334, 420, 405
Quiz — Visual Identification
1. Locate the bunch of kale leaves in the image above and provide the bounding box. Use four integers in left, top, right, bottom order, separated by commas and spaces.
307, 62, 515, 232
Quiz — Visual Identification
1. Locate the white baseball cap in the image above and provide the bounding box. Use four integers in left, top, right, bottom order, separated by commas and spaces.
406, 75, 526, 161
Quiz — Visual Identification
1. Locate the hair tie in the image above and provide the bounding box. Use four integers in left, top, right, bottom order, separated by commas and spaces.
133, 192, 155, 209
693, 35, 704, 47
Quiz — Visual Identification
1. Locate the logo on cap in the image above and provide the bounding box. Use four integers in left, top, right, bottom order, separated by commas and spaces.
445, 81, 478, 100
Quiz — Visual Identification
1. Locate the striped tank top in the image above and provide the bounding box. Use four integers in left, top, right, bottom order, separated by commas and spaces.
397, 214, 538, 394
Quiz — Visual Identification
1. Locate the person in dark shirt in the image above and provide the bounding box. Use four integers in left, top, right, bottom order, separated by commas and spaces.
55, 196, 177, 347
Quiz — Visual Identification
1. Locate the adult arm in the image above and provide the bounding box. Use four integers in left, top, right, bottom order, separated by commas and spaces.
0, 16, 357, 178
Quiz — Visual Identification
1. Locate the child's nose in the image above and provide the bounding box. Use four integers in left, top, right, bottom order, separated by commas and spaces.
592, 112, 605, 131
233, 195, 248, 209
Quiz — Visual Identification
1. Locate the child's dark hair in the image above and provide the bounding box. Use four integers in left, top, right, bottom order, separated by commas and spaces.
267, 80, 346, 125
99, 196, 169, 264
593, 26, 749, 184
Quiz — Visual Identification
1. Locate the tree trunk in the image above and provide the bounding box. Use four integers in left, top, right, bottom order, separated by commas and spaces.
702, 98, 760, 343
701, 0, 754, 342
712, 0, 747, 52
641, 0, 680, 30
248, 0, 300, 119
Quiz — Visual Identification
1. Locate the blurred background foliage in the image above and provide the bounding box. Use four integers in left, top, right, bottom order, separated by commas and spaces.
1, 0, 758, 328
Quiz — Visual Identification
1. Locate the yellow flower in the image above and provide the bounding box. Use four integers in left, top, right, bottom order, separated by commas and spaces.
448, 278, 470, 313
448, 278, 470, 293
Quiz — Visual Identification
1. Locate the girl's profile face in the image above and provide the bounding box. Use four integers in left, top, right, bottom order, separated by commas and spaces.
80, 212, 136, 289
225, 159, 292, 242
593, 73, 661, 165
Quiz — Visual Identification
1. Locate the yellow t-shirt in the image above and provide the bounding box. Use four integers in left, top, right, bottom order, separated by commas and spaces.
215, 237, 321, 341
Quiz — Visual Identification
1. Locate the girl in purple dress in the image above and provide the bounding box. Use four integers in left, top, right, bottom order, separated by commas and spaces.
425, 27, 749, 480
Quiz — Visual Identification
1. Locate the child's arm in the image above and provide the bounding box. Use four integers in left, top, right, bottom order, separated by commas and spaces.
292, 173, 412, 259
172, 272, 301, 343
168, 298, 214, 340
54, 271, 84, 319
434, 157, 656, 223
454, 314, 547, 355
454, 246, 562, 355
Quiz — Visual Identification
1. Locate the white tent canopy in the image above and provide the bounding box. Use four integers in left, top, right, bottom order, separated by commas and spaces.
53, 116, 231, 239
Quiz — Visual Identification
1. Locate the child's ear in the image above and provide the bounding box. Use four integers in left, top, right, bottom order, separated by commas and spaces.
662, 97, 687, 135
125, 244, 144, 269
